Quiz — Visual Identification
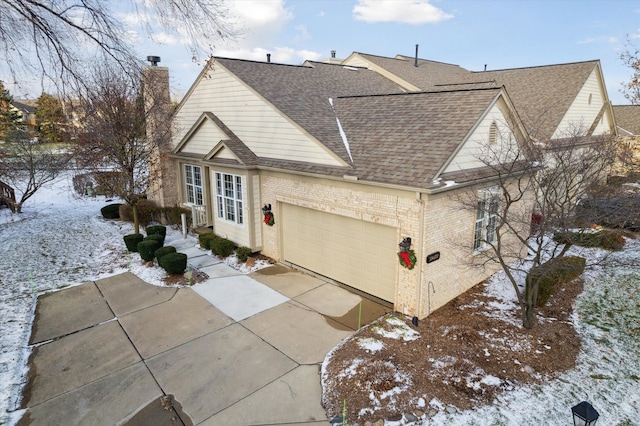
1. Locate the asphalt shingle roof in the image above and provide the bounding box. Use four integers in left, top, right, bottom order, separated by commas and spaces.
335, 88, 502, 188
613, 105, 640, 135
215, 58, 405, 165
359, 53, 599, 142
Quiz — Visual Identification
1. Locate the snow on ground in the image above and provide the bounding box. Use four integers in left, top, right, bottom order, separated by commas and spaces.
426, 240, 640, 425
0, 172, 266, 425
2, 173, 640, 425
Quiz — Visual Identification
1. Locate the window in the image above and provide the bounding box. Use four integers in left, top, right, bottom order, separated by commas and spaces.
488, 121, 498, 145
215, 172, 243, 225
184, 165, 203, 205
474, 187, 500, 251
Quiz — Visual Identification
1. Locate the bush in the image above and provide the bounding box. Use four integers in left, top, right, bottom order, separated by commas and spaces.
158, 207, 192, 227
160, 252, 188, 274
198, 232, 219, 249
527, 256, 586, 307
155, 246, 176, 263
236, 247, 252, 263
553, 229, 625, 251
101, 203, 122, 219
210, 238, 236, 257
146, 225, 167, 237
144, 234, 165, 247
119, 199, 157, 227
124, 234, 144, 252
138, 240, 161, 262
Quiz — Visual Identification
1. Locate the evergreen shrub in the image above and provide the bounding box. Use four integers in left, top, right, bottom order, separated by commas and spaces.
155, 246, 177, 263
236, 247, 252, 263
553, 229, 625, 251
210, 238, 235, 257
160, 252, 188, 274
138, 240, 161, 261
527, 256, 586, 307
101, 203, 122, 219
198, 233, 219, 249
124, 234, 144, 252
144, 233, 165, 246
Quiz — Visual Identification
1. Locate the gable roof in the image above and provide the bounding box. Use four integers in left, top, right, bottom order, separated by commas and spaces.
174, 57, 523, 190
613, 105, 640, 135
335, 88, 506, 188
214, 58, 405, 165
353, 53, 602, 142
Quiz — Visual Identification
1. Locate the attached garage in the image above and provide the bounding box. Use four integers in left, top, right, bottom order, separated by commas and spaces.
281, 204, 397, 302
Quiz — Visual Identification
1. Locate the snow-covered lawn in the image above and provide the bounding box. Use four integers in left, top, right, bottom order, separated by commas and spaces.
0, 173, 212, 425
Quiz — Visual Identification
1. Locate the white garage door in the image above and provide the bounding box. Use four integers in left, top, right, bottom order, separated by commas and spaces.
282, 204, 397, 302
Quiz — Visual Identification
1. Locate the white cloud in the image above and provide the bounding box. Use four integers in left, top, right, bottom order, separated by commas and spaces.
353, 0, 453, 24
231, 0, 293, 44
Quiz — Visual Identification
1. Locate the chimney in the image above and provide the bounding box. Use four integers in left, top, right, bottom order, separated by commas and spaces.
267, 53, 271, 63
415, 44, 419, 67
331, 50, 336, 58
142, 58, 175, 207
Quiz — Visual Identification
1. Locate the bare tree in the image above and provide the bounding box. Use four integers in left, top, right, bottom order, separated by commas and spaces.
621, 37, 640, 105
0, 127, 73, 211
0, 0, 236, 93
460, 124, 618, 328
74, 64, 172, 234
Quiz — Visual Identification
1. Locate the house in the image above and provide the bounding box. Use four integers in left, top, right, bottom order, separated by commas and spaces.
612, 105, 640, 174
151, 51, 615, 319
10, 100, 38, 137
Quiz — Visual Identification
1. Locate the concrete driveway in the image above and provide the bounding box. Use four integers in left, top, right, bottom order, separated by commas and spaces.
17, 242, 390, 425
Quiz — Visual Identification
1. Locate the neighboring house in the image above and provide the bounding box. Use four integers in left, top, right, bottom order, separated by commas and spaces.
612, 105, 640, 174
11, 100, 38, 136
152, 51, 615, 319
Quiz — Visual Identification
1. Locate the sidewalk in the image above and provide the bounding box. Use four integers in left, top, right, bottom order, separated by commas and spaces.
17, 235, 391, 425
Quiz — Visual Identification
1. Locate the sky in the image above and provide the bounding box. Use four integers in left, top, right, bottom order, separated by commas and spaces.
127, 0, 640, 105
3, 0, 640, 105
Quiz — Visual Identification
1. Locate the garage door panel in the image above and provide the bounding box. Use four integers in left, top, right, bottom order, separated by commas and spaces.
282, 204, 396, 302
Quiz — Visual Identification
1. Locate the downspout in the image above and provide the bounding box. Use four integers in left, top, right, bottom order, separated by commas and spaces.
415, 191, 425, 317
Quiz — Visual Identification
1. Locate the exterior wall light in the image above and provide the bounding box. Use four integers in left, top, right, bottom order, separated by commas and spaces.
398, 237, 411, 253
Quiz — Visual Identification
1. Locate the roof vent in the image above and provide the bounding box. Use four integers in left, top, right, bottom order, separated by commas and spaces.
267, 53, 271, 63
414, 44, 419, 67
331, 50, 336, 58
147, 56, 161, 66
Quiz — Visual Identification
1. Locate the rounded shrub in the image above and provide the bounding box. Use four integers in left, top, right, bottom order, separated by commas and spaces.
210, 238, 236, 257
198, 232, 218, 249
146, 225, 167, 237
528, 256, 586, 307
155, 246, 177, 263
160, 252, 188, 274
144, 233, 165, 246
236, 247, 252, 263
101, 203, 122, 219
138, 240, 161, 262
124, 234, 144, 252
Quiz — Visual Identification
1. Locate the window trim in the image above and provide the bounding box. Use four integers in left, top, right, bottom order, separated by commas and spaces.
215, 172, 244, 226
184, 164, 203, 206
473, 186, 500, 252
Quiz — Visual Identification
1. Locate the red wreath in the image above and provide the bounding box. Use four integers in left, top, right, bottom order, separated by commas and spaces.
398, 249, 417, 270
264, 212, 275, 226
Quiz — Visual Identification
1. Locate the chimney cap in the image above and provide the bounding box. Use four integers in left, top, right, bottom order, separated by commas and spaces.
147, 56, 161, 66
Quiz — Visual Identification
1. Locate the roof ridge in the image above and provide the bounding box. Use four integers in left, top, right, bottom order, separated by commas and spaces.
215, 56, 311, 69
472, 59, 599, 73
336, 86, 502, 100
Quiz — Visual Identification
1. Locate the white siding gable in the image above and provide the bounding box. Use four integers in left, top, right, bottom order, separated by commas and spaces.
443, 98, 519, 173
552, 68, 611, 139
212, 146, 237, 161
174, 63, 343, 166
177, 119, 229, 155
